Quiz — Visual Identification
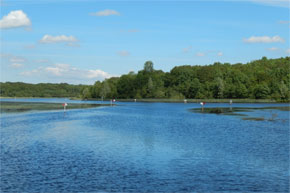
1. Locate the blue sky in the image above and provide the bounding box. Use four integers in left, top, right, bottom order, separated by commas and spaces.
1, 0, 289, 84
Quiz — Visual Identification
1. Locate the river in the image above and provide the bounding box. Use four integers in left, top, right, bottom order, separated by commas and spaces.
0, 98, 289, 192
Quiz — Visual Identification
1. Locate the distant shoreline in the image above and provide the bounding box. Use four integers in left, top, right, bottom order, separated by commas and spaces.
1, 97, 289, 103
77, 98, 288, 103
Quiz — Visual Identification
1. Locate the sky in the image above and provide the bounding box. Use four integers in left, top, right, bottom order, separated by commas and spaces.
0, 0, 289, 84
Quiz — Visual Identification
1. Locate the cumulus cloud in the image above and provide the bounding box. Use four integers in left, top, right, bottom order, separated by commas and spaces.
0, 10, 31, 29
117, 50, 130, 56
87, 70, 113, 79
286, 49, 290, 54
243, 35, 285, 43
9, 57, 26, 63
1, 53, 26, 68
45, 66, 63, 76
39, 35, 78, 44
21, 63, 115, 81
90, 9, 120, 16
10, 63, 23, 68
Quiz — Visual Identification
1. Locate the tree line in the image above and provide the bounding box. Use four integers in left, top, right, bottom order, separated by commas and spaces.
0, 82, 86, 98
1, 57, 289, 101
82, 57, 290, 102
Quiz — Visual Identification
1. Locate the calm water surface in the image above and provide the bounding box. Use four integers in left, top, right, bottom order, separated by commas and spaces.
1, 99, 289, 192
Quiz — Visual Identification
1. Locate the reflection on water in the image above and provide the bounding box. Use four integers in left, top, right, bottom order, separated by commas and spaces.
0, 100, 289, 192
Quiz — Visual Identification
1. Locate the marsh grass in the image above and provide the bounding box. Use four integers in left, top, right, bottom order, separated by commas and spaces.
242, 117, 265, 121
190, 106, 289, 122
0, 102, 111, 113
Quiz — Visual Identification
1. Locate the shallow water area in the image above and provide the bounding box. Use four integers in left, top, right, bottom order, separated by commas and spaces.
1, 99, 289, 192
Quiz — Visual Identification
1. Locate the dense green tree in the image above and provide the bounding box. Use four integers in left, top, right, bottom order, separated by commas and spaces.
144, 61, 154, 73
254, 84, 270, 99
117, 73, 136, 98
82, 87, 91, 99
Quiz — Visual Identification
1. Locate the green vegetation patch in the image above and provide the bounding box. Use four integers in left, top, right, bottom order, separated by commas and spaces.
190, 107, 250, 114
242, 117, 265, 121
0, 102, 111, 113
190, 106, 289, 122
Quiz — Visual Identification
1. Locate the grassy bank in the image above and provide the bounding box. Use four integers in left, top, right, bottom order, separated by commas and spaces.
0, 101, 111, 113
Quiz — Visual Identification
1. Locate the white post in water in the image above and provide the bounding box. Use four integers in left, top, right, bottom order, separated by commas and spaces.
184, 99, 187, 103
63, 103, 68, 112
200, 102, 205, 112
134, 99, 137, 102
229, 99, 232, 105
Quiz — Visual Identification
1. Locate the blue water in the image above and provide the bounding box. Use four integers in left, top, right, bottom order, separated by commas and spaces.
1, 99, 289, 192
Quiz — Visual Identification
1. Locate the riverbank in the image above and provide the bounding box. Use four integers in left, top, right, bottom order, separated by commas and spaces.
75, 98, 285, 103
1, 97, 288, 103
0, 101, 112, 113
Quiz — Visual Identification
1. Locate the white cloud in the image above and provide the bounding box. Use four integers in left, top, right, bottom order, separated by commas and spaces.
9, 57, 26, 63
45, 66, 63, 76
10, 63, 23, 68
117, 50, 130, 56
196, 52, 205, 57
21, 63, 115, 81
267, 47, 279, 51
1, 53, 26, 68
0, 10, 31, 29
87, 70, 112, 79
39, 35, 78, 44
286, 49, 290, 54
183, 46, 192, 53
90, 9, 120, 16
243, 35, 285, 43
217, 52, 223, 56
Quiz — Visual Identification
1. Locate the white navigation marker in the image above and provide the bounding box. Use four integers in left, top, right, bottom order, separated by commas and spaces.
62, 103, 68, 112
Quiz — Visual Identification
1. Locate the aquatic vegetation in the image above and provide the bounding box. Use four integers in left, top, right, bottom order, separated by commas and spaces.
242, 117, 265, 121
0, 102, 111, 113
190, 106, 289, 122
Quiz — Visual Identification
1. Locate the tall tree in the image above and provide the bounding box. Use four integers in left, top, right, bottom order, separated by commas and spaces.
144, 61, 154, 73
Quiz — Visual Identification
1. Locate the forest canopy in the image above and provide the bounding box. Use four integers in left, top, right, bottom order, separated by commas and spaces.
0, 82, 86, 98
1, 57, 289, 102
82, 57, 290, 102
